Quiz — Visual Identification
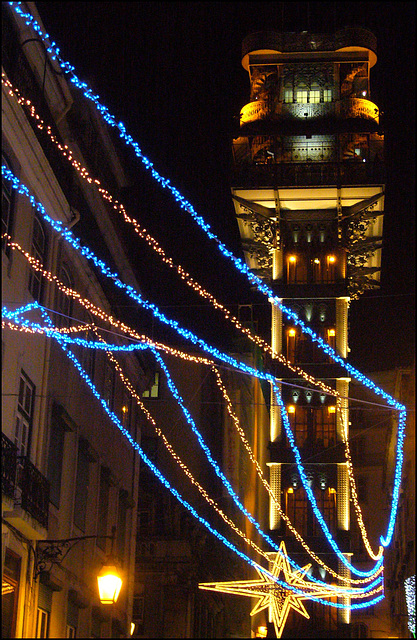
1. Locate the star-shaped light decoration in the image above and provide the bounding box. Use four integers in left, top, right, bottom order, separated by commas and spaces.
199, 541, 339, 638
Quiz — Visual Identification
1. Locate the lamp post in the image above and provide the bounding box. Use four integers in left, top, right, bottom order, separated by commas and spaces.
34, 526, 122, 604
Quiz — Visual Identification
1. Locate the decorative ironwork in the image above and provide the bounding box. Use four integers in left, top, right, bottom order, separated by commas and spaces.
35, 526, 116, 579
2, 433, 17, 498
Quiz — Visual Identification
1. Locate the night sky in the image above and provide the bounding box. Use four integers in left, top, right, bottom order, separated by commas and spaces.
34, 1, 415, 372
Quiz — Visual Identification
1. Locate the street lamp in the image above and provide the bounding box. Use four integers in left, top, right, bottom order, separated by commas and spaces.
34, 526, 122, 604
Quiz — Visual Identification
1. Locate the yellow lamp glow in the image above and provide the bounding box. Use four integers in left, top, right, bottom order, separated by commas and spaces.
328, 406, 336, 414
289, 255, 297, 263
328, 255, 336, 263
287, 405, 296, 414
130, 622, 135, 636
288, 328, 296, 337
97, 563, 122, 604
328, 329, 336, 337
314, 258, 320, 264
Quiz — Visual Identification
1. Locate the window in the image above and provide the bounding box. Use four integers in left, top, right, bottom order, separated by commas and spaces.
309, 89, 320, 103
73, 440, 90, 531
103, 359, 115, 410
36, 609, 49, 638
96, 467, 110, 550
286, 487, 308, 536
117, 490, 128, 562
121, 390, 132, 434
2, 153, 14, 254
66, 596, 79, 638
284, 89, 293, 103
2, 549, 21, 638
315, 406, 336, 448
28, 214, 47, 302
55, 264, 73, 328
47, 406, 70, 508
142, 372, 160, 398
287, 405, 309, 448
296, 89, 308, 103
81, 312, 95, 381
323, 88, 332, 102
15, 371, 35, 458
36, 583, 52, 638
313, 487, 336, 536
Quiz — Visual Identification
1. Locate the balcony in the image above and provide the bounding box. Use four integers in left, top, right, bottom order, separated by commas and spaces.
2, 432, 17, 499
231, 160, 384, 188
239, 98, 379, 133
2, 433, 50, 532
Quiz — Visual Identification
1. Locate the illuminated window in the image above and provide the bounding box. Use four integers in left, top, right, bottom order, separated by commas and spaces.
287, 254, 307, 284
313, 487, 336, 536
312, 256, 322, 282
324, 255, 336, 283
286, 487, 308, 536
310, 89, 320, 103
327, 328, 336, 350
28, 214, 47, 302
287, 328, 297, 363
36, 608, 49, 638
315, 406, 336, 448
143, 371, 160, 398
284, 89, 293, 103
296, 89, 308, 103
323, 89, 332, 102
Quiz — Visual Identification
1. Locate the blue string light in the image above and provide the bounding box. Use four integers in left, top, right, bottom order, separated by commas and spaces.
1, 167, 388, 576
2, 300, 384, 604
6, 0, 406, 579
2, 303, 385, 585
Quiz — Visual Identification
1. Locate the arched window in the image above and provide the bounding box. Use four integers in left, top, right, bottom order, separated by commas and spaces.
28, 213, 48, 302
55, 264, 73, 328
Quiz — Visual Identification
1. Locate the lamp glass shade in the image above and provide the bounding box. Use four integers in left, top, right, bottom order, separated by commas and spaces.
97, 564, 122, 604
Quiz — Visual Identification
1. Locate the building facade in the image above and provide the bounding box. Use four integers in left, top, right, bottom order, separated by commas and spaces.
2, 2, 150, 637
231, 28, 385, 637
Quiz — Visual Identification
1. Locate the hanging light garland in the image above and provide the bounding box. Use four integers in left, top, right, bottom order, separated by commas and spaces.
1, 73, 393, 561
4, 1, 407, 601
6, 5, 406, 553
2, 302, 384, 602
0, 172, 389, 577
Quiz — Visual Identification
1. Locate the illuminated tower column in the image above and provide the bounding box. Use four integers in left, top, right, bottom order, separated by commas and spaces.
231, 26, 384, 636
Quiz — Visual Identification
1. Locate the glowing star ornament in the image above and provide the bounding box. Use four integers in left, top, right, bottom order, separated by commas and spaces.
199, 541, 337, 638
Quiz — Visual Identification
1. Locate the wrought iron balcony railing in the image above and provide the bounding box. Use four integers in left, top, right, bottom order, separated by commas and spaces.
2, 432, 17, 498
17, 456, 50, 529
2, 433, 50, 529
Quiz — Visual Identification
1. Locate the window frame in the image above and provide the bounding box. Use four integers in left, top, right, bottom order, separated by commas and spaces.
28, 213, 48, 302
55, 263, 73, 328
2, 152, 15, 255
15, 370, 36, 458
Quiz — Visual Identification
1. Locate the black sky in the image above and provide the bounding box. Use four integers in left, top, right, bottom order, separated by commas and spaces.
34, 1, 415, 371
